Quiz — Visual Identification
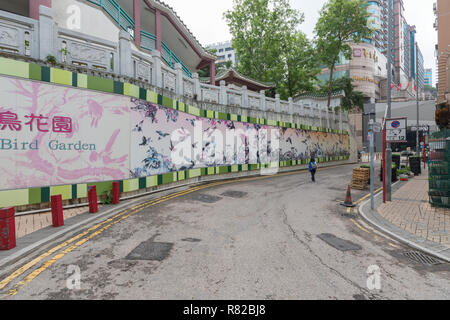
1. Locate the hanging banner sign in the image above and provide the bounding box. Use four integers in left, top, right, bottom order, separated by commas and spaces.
385, 118, 407, 143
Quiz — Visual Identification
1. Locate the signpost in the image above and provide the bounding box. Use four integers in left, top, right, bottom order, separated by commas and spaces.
383, 117, 407, 203
385, 118, 407, 143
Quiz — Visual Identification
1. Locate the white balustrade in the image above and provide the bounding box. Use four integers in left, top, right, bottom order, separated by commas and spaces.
0, 8, 349, 131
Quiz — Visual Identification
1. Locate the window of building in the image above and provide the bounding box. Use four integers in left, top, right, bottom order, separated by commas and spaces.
225, 47, 233, 52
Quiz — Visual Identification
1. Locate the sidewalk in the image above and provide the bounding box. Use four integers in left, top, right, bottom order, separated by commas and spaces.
359, 168, 450, 262
378, 170, 450, 246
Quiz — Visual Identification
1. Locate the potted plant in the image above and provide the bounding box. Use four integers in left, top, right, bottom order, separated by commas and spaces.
46, 54, 56, 66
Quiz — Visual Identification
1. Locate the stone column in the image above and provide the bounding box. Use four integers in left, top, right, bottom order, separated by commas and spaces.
242, 86, 248, 108
174, 63, 183, 96
119, 30, 132, 77
288, 97, 294, 115
219, 80, 227, 105
260, 90, 266, 111
275, 94, 281, 114
152, 50, 162, 88
192, 72, 201, 101
38, 5, 55, 60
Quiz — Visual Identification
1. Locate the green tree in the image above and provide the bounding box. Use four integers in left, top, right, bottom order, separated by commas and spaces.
317, 76, 364, 111
314, 0, 372, 108
278, 32, 321, 99
224, 0, 304, 96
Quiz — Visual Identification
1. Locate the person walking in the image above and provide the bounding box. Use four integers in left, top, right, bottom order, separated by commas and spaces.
309, 158, 318, 182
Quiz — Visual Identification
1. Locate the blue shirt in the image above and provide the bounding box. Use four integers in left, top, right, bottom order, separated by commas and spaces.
309, 161, 317, 172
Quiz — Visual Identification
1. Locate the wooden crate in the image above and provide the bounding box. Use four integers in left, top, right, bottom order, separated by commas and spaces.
351, 168, 370, 190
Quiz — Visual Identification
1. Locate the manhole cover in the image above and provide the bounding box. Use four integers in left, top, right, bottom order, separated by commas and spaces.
317, 233, 362, 251
221, 190, 247, 198
190, 194, 222, 203
402, 251, 443, 266
125, 240, 173, 261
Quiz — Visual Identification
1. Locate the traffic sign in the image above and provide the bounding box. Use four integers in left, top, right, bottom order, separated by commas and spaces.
386, 118, 407, 143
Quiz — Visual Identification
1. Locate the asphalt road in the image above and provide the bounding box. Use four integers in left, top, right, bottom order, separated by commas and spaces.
1, 164, 449, 300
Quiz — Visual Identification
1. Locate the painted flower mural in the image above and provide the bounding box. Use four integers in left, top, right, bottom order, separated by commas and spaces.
0, 75, 349, 192
0, 77, 130, 190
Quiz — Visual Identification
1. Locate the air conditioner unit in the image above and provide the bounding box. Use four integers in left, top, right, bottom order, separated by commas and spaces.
433, 2, 437, 14
433, 19, 438, 30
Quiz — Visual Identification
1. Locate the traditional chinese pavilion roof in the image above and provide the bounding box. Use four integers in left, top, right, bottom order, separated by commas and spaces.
293, 90, 346, 102
201, 67, 275, 92
148, 0, 217, 64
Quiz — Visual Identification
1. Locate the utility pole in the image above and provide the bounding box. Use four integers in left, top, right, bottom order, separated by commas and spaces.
416, 41, 420, 156
369, 119, 375, 210
385, 0, 393, 201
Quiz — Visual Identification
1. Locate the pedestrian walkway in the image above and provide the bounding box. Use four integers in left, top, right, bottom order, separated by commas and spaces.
359, 168, 450, 262
377, 169, 450, 247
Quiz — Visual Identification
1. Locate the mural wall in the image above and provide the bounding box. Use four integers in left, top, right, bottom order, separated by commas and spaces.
0, 76, 349, 191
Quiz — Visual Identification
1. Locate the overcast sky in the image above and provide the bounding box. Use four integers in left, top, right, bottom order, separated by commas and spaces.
162, 0, 437, 85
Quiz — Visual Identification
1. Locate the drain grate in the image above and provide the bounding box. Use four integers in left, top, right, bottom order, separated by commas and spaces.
402, 251, 443, 266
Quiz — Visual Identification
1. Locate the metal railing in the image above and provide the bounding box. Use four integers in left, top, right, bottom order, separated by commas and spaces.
161, 41, 192, 78
140, 30, 156, 51
88, 0, 134, 37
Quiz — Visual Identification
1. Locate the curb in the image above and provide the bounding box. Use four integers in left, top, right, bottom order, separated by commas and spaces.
0, 193, 163, 271
0, 162, 354, 270
358, 181, 450, 263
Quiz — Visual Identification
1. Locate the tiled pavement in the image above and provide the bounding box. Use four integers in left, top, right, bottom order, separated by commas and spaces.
377, 170, 450, 247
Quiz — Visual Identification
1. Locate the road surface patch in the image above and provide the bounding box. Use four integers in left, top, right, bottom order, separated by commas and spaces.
317, 233, 362, 252
126, 240, 174, 261
221, 190, 247, 198
189, 194, 222, 203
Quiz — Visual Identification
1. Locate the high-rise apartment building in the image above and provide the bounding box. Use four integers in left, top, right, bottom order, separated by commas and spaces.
207, 41, 238, 66
424, 68, 433, 87
434, 0, 450, 104
318, 0, 425, 101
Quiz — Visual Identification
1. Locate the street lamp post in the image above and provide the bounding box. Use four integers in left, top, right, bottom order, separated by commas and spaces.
369, 119, 375, 210
385, 0, 393, 201
416, 41, 420, 156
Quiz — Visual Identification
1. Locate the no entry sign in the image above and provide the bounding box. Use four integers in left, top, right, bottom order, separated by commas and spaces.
385, 118, 407, 143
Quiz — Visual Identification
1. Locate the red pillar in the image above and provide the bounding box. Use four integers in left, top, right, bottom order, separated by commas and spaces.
88, 186, 98, 214
0, 208, 16, 250
112, 182, 120, 205
133, 0, 141, 46
51, 195, 64, 227
155, 9, 162, 53
29, 0, 52, 20
210, 60, 215, 85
